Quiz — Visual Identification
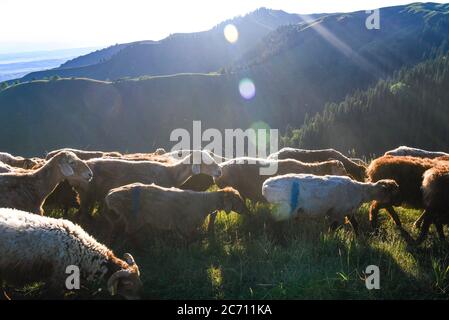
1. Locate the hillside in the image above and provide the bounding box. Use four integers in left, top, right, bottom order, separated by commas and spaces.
1, 3, 449, 156
58, 43, 133, 69
20, 8, 311, 81
230, 3, 449, 121
284, 55, 449, 156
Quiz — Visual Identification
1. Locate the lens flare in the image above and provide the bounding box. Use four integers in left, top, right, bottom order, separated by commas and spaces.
224, 24, 239, 43
239, 78, 256, 100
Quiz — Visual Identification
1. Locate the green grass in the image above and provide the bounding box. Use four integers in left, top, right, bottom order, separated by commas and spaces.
3, 204, 449, 300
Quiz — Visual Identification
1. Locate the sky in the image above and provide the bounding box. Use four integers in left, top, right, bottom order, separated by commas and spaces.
0, 0, 447, 53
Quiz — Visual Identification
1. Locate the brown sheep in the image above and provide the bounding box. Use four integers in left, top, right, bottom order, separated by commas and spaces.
214, 157, 348, 203
0, 152, 40, 169
366, 155, 442, 230
415, 164, 449, 244
72, 150, 222, 221
0, 151, 92, 215
46, 148, 122, 161
104, 183, 249, 242
268, 147, 366, 181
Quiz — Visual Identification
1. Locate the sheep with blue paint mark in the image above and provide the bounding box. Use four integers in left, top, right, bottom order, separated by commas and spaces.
103, 183, 249, 243
214, 157, 348, 203
262, 174, 399, 234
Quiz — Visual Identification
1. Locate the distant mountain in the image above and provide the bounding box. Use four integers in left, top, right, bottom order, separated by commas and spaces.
0, 47, 99, 82
20, 8, 317, 81
1, 3, 449, 156
0, 58, 68, 82
285, 55, 449, 156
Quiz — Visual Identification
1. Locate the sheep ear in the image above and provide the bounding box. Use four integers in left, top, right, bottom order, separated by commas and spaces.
59, 163, 74, 177
192, 164, 201, 175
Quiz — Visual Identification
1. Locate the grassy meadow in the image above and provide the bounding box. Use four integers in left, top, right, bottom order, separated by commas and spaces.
4, 201, 449, 300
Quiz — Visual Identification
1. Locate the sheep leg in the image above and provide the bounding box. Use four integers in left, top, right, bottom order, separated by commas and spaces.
386, 206, 402, 227
208, 210, 218, 235
415, 211, 433, 245
345, 215, 359, 237
369, 201, 381, 231
413, 211, 426, 230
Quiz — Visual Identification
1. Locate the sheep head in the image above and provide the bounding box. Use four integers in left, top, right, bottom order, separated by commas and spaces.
52, 151, 93, 183
22, 157, 41, 169
221, 187, 250, 215
186, 150, 222, 178
107, 253, 142, 300
329, 160, 348, 176
372, 179, 399, 204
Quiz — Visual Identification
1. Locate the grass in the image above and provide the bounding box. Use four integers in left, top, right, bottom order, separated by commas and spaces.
3, 203, 449, 300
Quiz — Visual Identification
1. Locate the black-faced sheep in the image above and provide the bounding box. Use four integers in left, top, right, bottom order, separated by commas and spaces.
0, 151, 92, 215
0, 208, 141, 299
214, 157, 348, 203
268, 147, 367, 181
262, 174, 399, 234
104, 183, 249, 242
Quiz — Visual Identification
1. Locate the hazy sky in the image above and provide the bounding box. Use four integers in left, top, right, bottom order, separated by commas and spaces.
0, 0, 446, 53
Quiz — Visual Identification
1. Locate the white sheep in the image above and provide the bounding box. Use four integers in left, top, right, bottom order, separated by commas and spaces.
384, 146, 449, 158
0, 151, 92, 215
262, 174, 399, 233
0, 208, 142, 299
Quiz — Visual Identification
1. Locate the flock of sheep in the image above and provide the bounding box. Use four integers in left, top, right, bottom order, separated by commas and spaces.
1, 145, 449, 299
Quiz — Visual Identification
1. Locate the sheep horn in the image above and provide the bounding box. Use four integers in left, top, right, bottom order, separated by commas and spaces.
107, 269, 131, 296
123, 253, 136, 266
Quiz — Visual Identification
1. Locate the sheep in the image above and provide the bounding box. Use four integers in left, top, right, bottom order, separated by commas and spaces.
366, 155, 441, 231
262, 174, 399, 234
214, 157, 348, 203
72, 150, 222, 220
0, 208, 141, 299
10, 159, 82, 217
415, 164, 449, 244
46, 148, 122, 161
104, 183, 249, 242
0, 151, 92, 215
0, 161, 14, 173
164, 150, 229, 191
267, 147, 366, 181
384, 146, 448, 158
0, 152, 40, 169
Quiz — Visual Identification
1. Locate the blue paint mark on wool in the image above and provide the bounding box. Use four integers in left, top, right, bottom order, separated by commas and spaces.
131, 187, 141, 217
290, 181, 300, 216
